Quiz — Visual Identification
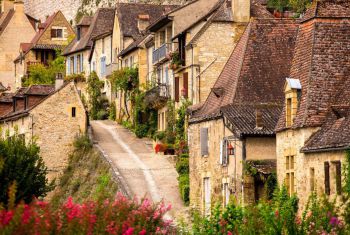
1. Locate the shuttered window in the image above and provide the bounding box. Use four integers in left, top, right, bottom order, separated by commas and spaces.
220, 139, 228, 166
324, 162, 330, 195
335, 161, 342, 195
175, 77, 180, 102
183, 72, 188, 99
200, 128, 208, 156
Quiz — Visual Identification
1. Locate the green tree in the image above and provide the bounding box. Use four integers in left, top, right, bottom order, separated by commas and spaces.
267, 0, 289, 12
24, 50, 65, 86
87, 72, 105, 120
289, 0, 312, 14
0, 132, 52, 206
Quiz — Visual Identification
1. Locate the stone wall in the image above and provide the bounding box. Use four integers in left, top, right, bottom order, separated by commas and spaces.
276, 128, 347, 210
0, 3, 36, 91
0, 82, 87, 180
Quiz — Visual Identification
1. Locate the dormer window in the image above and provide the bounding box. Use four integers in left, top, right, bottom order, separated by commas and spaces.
285, 78, 302, 128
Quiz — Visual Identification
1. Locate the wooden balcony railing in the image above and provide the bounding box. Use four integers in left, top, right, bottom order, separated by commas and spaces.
152, 43, 172, 65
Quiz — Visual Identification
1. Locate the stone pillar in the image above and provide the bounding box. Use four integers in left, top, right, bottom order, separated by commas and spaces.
232, 0, 251, 23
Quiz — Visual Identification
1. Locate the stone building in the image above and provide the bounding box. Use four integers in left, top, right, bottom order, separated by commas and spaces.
275, 0, 350, 210
188, 15, 299, 213
111, 3, 177, 122
0, 80, 87, 179
14, 10, 75, 89
0, 0, 38, 91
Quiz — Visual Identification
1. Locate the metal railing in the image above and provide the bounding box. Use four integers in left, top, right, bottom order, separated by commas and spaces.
152, 43, 172, 64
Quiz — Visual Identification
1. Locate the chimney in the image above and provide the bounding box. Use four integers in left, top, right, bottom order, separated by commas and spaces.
1, 0, 14, 13
138, 14, 150, 32
13, 1, 24, 14
255, 109, 263, 129
55, 73, 64, 90
232, 0, 250, 23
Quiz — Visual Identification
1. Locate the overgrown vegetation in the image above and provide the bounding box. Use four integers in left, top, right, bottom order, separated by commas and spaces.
0, 130, 53, 206
24, 50, 65, 87
50, 135, 118, 207
87, 72, 109, 120
267, 0, 312, 14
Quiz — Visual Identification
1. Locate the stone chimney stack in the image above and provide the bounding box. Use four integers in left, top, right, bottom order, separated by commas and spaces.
13, 0, 25, 14
255, 109, 263, 129
232, 0, 251, 23
138, 14, 150, 32
55, 73, 64, 90
1, 0, 14, 13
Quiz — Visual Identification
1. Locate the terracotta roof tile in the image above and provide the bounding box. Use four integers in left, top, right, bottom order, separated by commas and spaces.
276, 1, 350, 131
190, 18, 298, 124
221, 104, 282, 137
302, 0, 350, 22
301, 106, 350, 152
25, 85, 55, 95
63, 8, 115, 55
0, 93, 14, 103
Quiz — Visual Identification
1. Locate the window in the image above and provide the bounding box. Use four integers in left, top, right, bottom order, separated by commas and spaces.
286, 98, 292, 127
72, 107, 76, 118
200, 128, 209, 156
77, 55, 81, 73
100, 56, 106, 77
159, 31, 166, 46
51, 28, 63, 38
77, 27, 81, 40
310, 168, 315, 192
333, 161, 342, 195
324, 162, 330, 195
203, 177, 211, 215
285, 156, 295, 196
183, 73, 188, 98
220, 139, 229, 166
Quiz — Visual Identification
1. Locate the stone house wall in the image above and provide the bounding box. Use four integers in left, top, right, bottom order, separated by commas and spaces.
0, 82, 87, 180
0, 3, 36, 91
276, 129, 347, 210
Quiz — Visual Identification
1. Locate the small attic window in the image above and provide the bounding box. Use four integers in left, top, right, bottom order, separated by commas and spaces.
212, 87, 224, 98
285, 78, 302, 128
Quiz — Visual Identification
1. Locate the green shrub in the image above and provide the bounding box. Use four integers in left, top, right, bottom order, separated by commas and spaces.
109, 103, 116, 121
178, 174, 190, 204
0, 133, 53, 205
176, 158, 189, 175
153, 131, 166, 141
96, 110, 108, 120
73, 135, 92, 152
134, 124, 148, 138
180, 153, 189, 158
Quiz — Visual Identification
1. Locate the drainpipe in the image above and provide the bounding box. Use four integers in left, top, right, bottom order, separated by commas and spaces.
241, 137, 246, 206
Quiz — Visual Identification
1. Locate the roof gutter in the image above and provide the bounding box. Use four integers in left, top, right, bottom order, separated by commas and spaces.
301, 146, 350, 154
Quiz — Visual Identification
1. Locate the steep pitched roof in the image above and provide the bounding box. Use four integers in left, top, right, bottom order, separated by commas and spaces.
276, 0, 350, 131
301, 106, 350, 153
302, 0, 350, 22
221, 104, 282, 137
116, 3, 178, 40
190, 18, 298, 124
63, 8, 115, 56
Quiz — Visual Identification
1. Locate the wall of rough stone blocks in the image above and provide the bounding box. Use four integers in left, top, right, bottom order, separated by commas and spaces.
275, 128, 348, 210
0, 82, 87, 180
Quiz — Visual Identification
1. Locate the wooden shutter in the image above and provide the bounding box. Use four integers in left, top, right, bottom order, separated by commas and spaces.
219, 140, 223, 165
324, 162, 330, 195
51, 29, 56, 38
200, 128, 208, 156
80, 54, 84, 73
335, 161, 342, 195
175, 77, 179, 102
74, 55, 77, 74
183, 72, 188, 99
223, 140, 228, 166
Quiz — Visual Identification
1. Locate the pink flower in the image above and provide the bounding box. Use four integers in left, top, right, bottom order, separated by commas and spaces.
228, 232, 233, 235
22, 205, 31, 224
153, 211, 160, 219
123, 227, 134, 235
1, 211, 14, 226
274, 210, 279, 218
139, 229, 147, 235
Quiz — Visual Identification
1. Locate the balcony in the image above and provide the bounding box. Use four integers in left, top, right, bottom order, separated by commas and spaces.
152, 43, 172, 65
144, 83, 169, 109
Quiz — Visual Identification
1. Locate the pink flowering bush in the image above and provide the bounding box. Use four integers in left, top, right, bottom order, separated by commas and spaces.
0, 193, 174, 235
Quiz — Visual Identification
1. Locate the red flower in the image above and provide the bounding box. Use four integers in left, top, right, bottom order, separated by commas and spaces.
139, 229, 147, 235
1, 210, 14, 226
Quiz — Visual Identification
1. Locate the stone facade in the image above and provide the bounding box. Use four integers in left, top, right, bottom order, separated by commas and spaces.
0, 82, 87, 180
276, 128, 346, 210
15, 11, 75, 89
0, 1, 36, 91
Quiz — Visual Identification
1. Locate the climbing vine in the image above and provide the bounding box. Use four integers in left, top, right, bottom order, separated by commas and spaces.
87, 72, 106, 120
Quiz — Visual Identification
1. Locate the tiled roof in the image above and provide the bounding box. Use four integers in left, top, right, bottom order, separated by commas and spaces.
77, 16, 93, 26
190, 18, 298, 124
302, 0, 350, 22
276, 0, 350, 131
63, 8, 115, 55
32, 44, 65, 50
0, 82, 7, 92
116, 3, 177, 39
221, 104, 282, 137
0, 93, 14, 103
25, 85, 55, 95
29, 12, 57, 45
301, 106, 350, 153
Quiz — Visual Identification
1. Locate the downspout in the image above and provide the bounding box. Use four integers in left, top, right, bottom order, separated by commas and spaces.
191, 44, 194, 104
241, 137, 246, 206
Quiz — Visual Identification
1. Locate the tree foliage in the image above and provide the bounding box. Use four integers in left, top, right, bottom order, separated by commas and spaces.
87, 72, 105, 120
24, 50, 65, 87
0, 131, 52, 206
